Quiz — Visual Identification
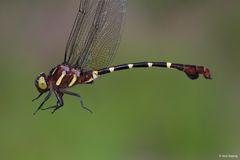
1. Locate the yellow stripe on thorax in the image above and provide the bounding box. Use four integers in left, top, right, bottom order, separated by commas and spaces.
56, 71, 66, 86
68, 74, 77, 87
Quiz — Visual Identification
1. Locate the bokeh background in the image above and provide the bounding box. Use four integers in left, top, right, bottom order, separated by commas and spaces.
0, 0, 239, 160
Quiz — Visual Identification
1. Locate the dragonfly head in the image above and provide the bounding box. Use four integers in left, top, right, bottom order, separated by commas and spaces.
34, 72, 49, 93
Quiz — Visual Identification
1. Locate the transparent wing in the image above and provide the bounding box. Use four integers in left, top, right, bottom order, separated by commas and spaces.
64, 0, 127, 71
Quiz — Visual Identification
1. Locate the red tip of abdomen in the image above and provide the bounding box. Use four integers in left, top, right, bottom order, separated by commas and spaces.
183, 66, 212, 80
203, 68, 212, 79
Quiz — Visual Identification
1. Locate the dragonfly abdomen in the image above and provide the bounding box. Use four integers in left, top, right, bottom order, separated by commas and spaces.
95, 62, 211, 80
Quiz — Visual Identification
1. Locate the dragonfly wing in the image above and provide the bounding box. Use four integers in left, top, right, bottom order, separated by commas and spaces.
64, 0, 127, 71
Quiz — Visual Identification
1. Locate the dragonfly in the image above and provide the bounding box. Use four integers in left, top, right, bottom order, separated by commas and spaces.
33, 0, 212, 114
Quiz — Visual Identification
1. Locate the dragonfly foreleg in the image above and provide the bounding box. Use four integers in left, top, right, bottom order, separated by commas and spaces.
33, 91, 52, 115
32, 93, 44, 102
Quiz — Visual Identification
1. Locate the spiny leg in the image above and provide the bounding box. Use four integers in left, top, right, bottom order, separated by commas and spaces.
63, 90, 93, 113
32, 93, 43, 102
41, 91, 64, 114
34, 91, 52, 115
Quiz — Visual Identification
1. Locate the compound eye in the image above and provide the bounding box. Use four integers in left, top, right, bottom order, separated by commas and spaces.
38, 76, 47, 90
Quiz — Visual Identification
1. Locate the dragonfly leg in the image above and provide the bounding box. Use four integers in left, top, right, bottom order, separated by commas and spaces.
34, 91, 52, 115
32, 93, 43, 102
41, 91, 64, 114
63, 90, 93, 113
41, 101, 61, 110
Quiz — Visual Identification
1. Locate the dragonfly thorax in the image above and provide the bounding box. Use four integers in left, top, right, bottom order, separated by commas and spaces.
48, 64, 94, 90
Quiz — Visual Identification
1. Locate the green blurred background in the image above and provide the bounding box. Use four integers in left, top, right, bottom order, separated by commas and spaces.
0, 0, 239, 160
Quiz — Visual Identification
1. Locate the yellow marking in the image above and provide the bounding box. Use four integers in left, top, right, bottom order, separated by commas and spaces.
68, 74, 77, 87
167, 62, 172, 69
148, 63, 153, 67
128, 64, 133, 69
38, 76, 47, 90
56, 71, 66, 86
85, 78, 94, 83
109, 67, 115, 72
93, 71, 98, 79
